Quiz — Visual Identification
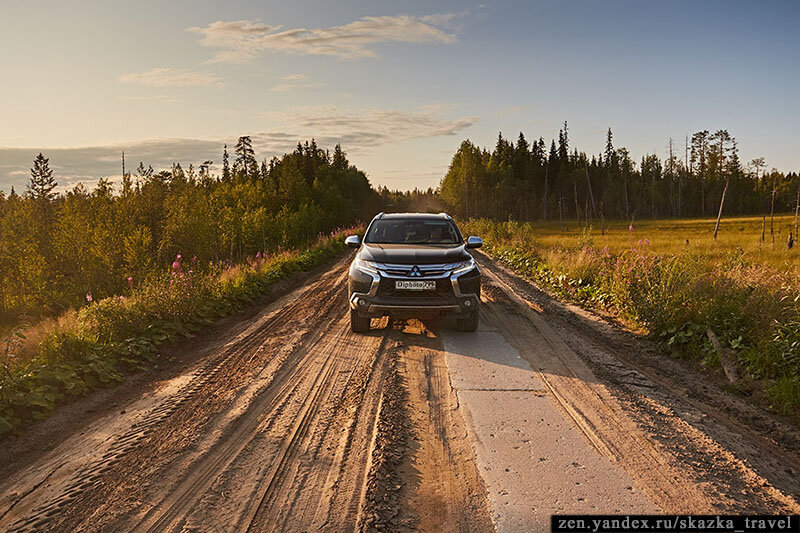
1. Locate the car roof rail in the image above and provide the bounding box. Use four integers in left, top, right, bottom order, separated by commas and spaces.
438, 212, 452, 219
375, 212, 385, 219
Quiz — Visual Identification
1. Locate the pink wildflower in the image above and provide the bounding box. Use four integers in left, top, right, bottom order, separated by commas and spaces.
128, 276, 133, 289
629, 224, 633, 232
644, 238, 650, 245
86, 292, 93, 303
637, 239, 642, 246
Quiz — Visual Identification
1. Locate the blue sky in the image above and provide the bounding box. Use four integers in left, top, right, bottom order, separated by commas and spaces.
0, 0, 797, 192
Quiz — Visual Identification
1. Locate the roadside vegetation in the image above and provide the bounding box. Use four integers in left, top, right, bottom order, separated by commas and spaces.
0, 225, 358, 436
0, 138, 379, 329
440, 122, 800, 418
0, 138, 377, 436
462, 217, 800, 417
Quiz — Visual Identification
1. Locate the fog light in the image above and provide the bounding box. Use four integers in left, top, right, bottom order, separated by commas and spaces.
358, 298, 366, 307
464, 300, 471, 307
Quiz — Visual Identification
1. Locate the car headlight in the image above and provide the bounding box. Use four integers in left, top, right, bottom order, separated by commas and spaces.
452, 258, 475, 275
354, 258, 380, 275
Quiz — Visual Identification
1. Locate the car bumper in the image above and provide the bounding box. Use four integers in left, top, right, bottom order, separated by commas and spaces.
348, 268, 480, 318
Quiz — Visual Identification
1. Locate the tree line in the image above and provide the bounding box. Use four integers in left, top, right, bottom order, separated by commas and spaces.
0, 138, 380, 324
439, 122, 799, 224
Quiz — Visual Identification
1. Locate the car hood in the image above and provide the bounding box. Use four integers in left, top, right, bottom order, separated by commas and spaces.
359, 243, 471, 265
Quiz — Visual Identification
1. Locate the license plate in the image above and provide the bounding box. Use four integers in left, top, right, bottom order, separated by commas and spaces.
395, 280, 436, 291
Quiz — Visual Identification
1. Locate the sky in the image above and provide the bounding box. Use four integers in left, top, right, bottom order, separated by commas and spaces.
0, 0, 798, 193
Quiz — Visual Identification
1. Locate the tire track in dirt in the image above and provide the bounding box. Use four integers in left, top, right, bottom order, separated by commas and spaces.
356, 320, 494, 532
1, 259, 356, 532
238, 317, 390, 532
478, 270, 715, 513
477, 252, 800, 515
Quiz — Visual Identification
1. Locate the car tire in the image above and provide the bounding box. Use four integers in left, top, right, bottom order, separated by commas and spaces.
457, 310, 479, 332
350, 309, 371, 333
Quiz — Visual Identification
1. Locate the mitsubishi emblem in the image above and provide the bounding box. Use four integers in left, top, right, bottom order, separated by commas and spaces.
409, 265, 422, 277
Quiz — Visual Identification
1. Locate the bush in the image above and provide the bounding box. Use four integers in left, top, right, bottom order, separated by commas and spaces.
0, 228, 354, 436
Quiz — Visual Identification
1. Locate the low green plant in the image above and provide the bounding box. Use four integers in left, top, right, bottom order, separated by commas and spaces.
0, 228, 355, 436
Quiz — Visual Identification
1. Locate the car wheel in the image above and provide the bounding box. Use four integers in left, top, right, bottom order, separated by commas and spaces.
350, 309, 371, 333
457, 310, 479, 332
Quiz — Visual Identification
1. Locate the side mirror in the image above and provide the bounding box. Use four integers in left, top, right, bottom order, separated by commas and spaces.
345, 235, 361, 248
466, 236, 483, 249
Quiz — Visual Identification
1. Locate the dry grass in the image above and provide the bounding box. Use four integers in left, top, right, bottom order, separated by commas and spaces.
529, 213, 800, 271
13, 311, 81, 365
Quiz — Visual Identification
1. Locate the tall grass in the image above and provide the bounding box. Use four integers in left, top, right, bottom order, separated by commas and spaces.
0, 228, 356, 436
463, 218, 800, 417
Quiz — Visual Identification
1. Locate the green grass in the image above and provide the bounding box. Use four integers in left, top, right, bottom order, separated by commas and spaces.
462, 216, 800, 419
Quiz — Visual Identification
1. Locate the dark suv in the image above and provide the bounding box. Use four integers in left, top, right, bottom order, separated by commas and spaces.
345, 213, 482, 333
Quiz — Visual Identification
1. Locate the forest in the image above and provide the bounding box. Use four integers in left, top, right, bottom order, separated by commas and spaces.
0, 137, 381, 326
439, 122, 798, 224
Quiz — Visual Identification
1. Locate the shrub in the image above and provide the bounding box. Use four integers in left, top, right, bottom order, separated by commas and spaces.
463, 217, 800, 417
0, 228, 355, 436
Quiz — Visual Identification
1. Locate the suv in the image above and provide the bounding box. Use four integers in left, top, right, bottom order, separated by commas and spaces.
345, 213, 482, 333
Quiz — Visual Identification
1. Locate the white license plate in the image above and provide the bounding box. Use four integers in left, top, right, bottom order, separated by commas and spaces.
395, 280, 436, 291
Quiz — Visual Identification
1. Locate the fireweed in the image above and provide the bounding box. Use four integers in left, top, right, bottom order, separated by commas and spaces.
0, 227, 358, 435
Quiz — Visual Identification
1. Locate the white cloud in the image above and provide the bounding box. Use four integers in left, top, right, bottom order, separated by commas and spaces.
270, 74, 325, 92
119, 94, 180, 103
187, 14, 460, 62
270, 105, 478, 149
119, 68, 223, 87
270, 82, 327, 92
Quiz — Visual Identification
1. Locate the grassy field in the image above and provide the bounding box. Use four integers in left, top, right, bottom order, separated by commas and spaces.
461, 216, 800, 418
523, 214, 800, 270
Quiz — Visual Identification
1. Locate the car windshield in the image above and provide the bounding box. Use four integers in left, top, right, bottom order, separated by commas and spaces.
365, 219, 462, 245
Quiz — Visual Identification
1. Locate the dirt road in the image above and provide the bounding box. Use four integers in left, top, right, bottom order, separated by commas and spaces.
1, 252, 799, 532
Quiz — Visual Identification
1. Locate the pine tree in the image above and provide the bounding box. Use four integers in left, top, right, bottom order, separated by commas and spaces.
28, 152, 57, 202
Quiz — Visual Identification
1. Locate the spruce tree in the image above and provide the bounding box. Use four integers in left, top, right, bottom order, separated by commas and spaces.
332, 143, 348, 171
233, 136, 257, 179
28, 152, 57, 201
222, 144, 231, 181
604, 128, 615, 169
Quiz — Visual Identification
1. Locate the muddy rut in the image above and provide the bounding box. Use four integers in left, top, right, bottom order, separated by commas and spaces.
0, 252, 799, 532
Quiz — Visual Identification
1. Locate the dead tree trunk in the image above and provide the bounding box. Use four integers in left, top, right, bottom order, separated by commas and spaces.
585, 165, 596, 217
713, 176, 729, 240
771, 175, 777, 245
573, 178, 580, 229
623, 173, 629, 219
794, 176, 799, 238
600, 201, 605, 235
542, 165, 549, 220
585, 199, 590, 229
